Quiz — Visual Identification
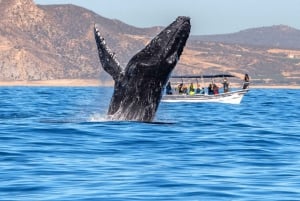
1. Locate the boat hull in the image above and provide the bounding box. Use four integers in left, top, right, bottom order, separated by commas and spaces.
162, 89, 249, 104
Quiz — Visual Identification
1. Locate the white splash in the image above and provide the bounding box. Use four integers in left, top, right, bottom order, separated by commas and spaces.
88, 113, 110, 122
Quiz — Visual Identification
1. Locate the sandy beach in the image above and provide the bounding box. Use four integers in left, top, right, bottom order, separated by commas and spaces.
0, 79, 105, 87
0, 79, 299, 89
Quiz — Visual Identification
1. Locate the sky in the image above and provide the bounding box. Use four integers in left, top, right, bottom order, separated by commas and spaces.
34, 0, 300, 35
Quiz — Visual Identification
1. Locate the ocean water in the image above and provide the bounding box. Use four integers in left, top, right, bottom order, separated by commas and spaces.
0, 87, 299, 201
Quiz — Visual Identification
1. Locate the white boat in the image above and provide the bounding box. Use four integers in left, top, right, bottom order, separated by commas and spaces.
162, 89, 249, 104
161, 74, 250, 104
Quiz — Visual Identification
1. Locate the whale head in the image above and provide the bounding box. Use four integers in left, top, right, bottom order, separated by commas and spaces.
126, 16, 191, 76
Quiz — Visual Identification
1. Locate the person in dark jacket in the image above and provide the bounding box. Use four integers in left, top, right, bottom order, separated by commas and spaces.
243, 74, 250, 89
166, 81, 173, 95
222, 77, 230, 93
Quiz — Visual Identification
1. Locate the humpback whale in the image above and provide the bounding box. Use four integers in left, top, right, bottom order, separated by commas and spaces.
94, 16, 191, 121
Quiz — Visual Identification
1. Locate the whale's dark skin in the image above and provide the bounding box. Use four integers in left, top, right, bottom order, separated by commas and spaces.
94, 16, 191, 121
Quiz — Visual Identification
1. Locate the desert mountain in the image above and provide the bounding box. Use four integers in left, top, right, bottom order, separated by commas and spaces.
0, 0, 299, 86
192, 25, 300, 49
185, 26, 300, 85
0, 0, 161, 84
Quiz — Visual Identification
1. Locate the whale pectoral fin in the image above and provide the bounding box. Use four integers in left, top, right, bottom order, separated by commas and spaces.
94, 25, 124, 81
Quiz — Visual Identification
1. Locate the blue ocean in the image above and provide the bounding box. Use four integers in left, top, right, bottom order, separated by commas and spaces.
0, 87, 299, 201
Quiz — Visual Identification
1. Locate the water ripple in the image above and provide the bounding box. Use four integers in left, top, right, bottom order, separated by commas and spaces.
0, 88, 300, 200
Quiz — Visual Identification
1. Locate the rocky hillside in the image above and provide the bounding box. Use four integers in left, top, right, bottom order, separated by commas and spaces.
1, 0, 299, 86
0, 0, 161, 84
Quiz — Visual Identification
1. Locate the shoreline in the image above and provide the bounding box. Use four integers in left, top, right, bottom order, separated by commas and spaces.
0, 79, 104, 87
0, 79, 299, 89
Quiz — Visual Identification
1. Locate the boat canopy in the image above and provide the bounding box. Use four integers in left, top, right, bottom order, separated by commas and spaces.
170, 74, 236, 79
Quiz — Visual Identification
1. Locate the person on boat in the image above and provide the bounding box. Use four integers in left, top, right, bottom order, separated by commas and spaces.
182, 85, 188, 94
196, 85, 201, 94
213, 83, 219, 95
178, 83, 183, 94
196, 85, 205, 95
222, 77, 230, 93
200, 87, 205, 94
243, 73, 250, 89
189, 83, 195, 95
166, 81, 173, 95
208, 83, 214, 95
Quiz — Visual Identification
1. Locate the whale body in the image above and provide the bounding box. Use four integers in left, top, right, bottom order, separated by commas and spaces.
94, 16, 191, 121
